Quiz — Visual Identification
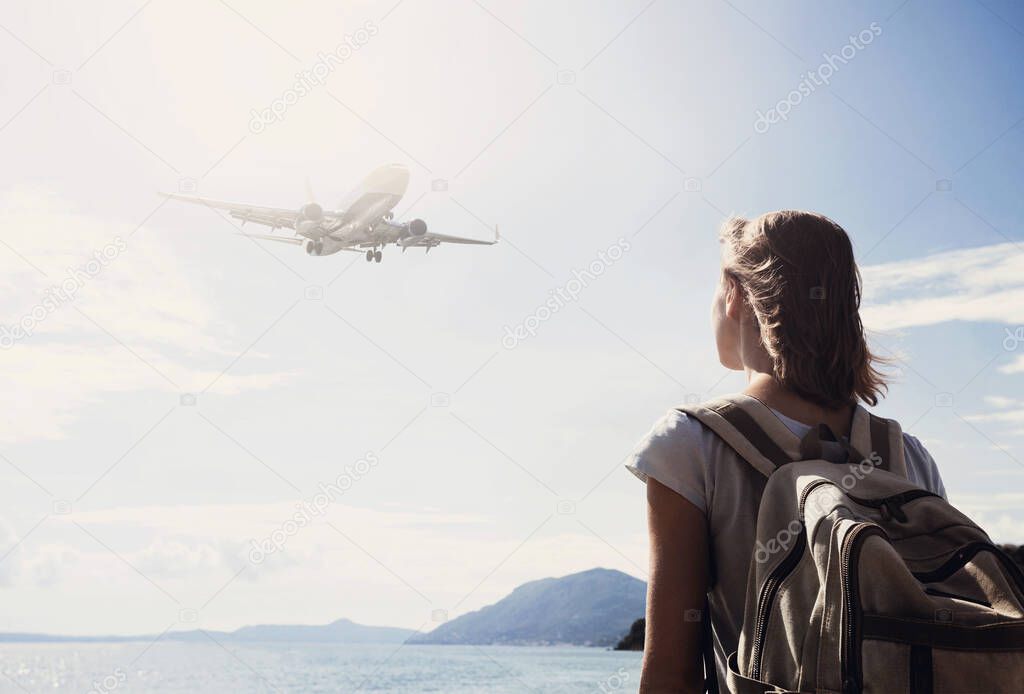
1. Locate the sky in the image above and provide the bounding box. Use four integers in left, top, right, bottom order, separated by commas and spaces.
1, 0, 1023, 640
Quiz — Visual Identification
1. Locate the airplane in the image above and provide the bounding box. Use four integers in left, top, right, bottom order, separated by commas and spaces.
162, 163, 498, 263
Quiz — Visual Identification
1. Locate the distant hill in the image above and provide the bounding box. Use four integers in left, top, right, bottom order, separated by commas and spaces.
614, 618, 645, 651
413, 568, 646, 647
226, 618, 413, 644
0, 618, 414, 644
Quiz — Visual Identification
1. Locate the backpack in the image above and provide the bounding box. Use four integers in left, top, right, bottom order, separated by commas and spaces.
679, 395, 1024, 694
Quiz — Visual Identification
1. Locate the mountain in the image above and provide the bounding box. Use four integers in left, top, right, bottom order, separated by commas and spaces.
226, 618, 413, 644
0, 618, 414, 644
412, 567, 646, 647
0, 567, 652, 647
614, 618, 645, 651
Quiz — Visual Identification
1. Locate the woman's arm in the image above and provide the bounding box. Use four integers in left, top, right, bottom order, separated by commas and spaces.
640, 478, 711, 694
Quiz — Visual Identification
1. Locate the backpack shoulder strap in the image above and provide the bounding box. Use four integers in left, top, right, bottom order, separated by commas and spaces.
849, 405, 908, 478
677, 394, 802, 478
701, 598, 719, 694
679, 395, 909, 480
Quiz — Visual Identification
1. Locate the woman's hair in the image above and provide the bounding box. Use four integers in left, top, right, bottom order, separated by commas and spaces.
719, 210, 887, 408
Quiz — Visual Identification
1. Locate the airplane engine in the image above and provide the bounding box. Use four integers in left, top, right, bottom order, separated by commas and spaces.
300, 202, 323, 221
408, 218, 427, 236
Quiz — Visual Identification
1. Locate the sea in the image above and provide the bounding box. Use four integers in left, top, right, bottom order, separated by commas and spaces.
0, 643, 642, 693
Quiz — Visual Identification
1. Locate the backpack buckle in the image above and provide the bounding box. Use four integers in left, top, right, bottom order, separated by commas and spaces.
879, 500, 908, 523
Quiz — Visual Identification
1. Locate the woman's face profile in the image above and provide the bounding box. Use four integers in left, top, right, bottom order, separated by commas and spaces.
712, 270, 743, 371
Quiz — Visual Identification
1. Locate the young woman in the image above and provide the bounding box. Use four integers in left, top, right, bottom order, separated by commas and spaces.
626, 211, 947, 693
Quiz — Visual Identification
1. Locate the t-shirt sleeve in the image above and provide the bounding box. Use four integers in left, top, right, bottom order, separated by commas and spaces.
902, 433, 947, 499
625, 409, 712, 514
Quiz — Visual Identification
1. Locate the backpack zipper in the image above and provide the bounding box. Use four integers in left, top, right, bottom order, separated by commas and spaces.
800, 481, 939, 524
840, 523, 884, 694
845, 489, 939, 507
846, 489, 939, 522
913, 541, 1024, 605
750, 528, 806, 680
797, 478, 832, 518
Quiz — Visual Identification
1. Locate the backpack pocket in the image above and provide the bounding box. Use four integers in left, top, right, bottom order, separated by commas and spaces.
854, 538, 1024, 694
739, 468, 1024, 694
860, 616, 1024, 694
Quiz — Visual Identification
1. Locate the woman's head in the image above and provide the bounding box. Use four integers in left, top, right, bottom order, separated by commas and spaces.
712, 210, 886, 408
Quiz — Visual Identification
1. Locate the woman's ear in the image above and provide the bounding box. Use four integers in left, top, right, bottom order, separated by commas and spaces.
724, 274, 745, 321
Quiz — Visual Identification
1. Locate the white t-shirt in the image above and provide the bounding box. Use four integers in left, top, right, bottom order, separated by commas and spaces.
627, 407, 947, 514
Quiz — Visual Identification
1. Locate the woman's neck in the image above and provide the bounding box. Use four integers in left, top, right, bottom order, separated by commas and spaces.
742, 371, 854, 437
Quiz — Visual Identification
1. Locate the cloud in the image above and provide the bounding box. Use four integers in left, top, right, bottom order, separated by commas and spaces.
949, 493, 1024, 544
860, 243, 1024, 438
22, 544, 82, 588
36, 502, 645, 623
133, 537, 233, 579
964, 396, 1024, 438
1002, 354, 1024, 374
0, 186, 295, 442
0, 516, 82, 588
58, 501, 486, 536
861, 241, 1024, 331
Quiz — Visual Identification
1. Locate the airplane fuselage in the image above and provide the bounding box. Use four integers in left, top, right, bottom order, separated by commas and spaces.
302, 164, 410, 255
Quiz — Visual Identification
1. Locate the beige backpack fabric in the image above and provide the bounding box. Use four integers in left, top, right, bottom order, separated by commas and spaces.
679, 395, 1024, 694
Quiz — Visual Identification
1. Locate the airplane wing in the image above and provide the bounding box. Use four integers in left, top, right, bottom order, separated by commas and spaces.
423, 230, 498, 245
161, 192, 299, 230
400, 225, 500, 247
237, 233, 303, 245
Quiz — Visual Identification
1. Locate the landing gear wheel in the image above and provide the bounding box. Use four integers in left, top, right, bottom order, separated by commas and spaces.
366, 250, 373, 262
374, 250, 383, 263
315, 240, 323, 255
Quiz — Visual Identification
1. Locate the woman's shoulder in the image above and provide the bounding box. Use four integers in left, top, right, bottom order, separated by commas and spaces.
635, 407, 709, 447
625, 408, 719, 513
629, 407, 720, 464
900, 430, 947, 498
